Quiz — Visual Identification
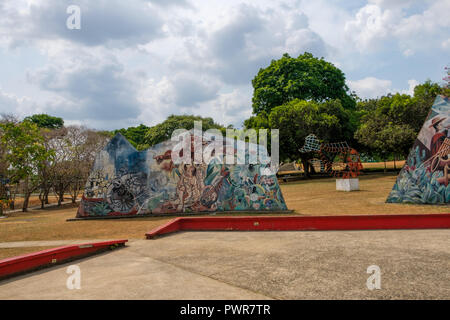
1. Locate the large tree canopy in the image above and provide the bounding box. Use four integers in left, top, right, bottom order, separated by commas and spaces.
144, 115, 225, 147
251, 52, 356, 115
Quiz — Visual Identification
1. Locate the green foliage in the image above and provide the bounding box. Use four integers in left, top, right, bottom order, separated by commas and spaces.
0, 121, 53, 181
23, 114, 64, 129
251, 52, 356, 115
355, 81, 445, 159
267, 99, 346, 162
144, 115, 225, 147
114, 124, 149, 151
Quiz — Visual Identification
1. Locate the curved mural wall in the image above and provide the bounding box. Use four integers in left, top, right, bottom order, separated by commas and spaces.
387, 95, 450, 204
77, 133, 288, 217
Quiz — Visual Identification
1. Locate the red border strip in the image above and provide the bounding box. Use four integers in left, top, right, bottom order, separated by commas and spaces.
0, 239, 127, 280
145, 214, 450, 239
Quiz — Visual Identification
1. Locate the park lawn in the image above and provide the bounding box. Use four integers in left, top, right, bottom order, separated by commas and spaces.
281, 172, 449, 215
0, 173, 449, 247
0, 203, 173, 242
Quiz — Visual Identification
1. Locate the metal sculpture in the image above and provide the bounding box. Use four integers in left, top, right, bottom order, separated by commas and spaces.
299, 134, 363, 178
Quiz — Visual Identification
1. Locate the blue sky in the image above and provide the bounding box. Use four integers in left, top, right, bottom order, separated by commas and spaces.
0, 0, 449, 130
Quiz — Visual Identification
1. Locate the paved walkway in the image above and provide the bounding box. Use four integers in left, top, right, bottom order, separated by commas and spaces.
1, 230, 449, 299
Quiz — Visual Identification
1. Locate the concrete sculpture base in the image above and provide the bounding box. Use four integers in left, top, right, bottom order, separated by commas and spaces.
336, 178, 359, 191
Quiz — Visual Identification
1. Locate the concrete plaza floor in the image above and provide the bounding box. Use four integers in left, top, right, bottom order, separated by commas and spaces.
0, 229, 449, 299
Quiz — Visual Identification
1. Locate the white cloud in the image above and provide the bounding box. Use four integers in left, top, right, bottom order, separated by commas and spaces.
27, 50, 144, 124
348, 77, 421, 99
0, 87, 36, 116
402, 79, 419, 96
403, 48, 414, 57
169, 3, 328, 85
0, 0, 448, 130
348, 77, 393, 99
0, 0, 173, 49
344, 0, 450, 54
442, 38, 450, 50
344, 4, 400, 52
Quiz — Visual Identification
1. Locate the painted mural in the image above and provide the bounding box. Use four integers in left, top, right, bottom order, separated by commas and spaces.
387, 95, 450, 204
77, 132, 288, 217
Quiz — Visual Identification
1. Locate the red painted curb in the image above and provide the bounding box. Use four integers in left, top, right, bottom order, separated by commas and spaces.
145, 214, 450, 239
0, 239, 128, 280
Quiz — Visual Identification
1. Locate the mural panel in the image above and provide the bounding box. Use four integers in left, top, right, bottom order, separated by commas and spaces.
77, 132, 288, 217
387, 95, 450, 204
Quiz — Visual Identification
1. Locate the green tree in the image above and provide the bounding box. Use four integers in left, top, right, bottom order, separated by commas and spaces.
24, 114, 64, 129
267, 99, 347, 176
251, 52, 356, 115
0, 121, 54, 211
355, 80, 444, 162
355, 113, 416, 160
114, 124, 150, 151
144, 115, 225, 147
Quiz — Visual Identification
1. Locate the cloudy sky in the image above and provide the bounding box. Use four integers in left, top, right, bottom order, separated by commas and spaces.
0, 0, 449, 130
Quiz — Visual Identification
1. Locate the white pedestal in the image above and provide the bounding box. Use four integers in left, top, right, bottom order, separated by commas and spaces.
336, 178, 359, 191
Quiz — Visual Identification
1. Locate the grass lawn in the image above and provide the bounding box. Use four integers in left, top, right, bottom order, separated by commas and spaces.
0, 172, 449, 250
281, 172, 448, 215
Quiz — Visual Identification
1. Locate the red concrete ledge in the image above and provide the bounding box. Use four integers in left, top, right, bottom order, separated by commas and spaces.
145, 214, 450, 239
0, 239, 127, 280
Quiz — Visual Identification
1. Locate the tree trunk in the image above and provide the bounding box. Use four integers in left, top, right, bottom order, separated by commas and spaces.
45, 191, 49, 204
71, 191, 77, 204
39, 192, 45, 209
71, 184, 78, 203
394, 155, 397, 170
22, 179, 29, 212
384, 158, 387, 173
22, 194, 30, 212
58, 190, 63, 206
301, 158, 310, 178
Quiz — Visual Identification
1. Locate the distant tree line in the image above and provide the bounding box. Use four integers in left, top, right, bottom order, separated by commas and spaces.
0, 114, 110, 213
1, 53, 448, 208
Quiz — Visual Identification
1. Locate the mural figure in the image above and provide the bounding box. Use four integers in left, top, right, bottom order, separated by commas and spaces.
77, 132, 288, 218
387, 95, 450, 203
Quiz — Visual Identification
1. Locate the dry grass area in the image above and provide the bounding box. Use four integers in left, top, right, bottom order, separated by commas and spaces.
281, 172, 449, 215
0, 246, 57, 260
0, 173, 449, 248
5, 195, 73, 211
0, 203, 173, 242
362, 160, 405, 169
